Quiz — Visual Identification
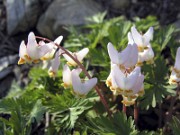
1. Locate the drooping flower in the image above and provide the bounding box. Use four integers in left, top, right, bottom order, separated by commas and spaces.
107, 42, 138, 69
41, 36, 63, 60
62, 64, 82, 88
18, 32, 52, 65
129, 27, 154, 65
169, 47, 180, 84
131, 26, 153, 51
71, 69, 97, 96
48, 49, 61, 78
137, 44, 154, 65
63, 48, 89, 66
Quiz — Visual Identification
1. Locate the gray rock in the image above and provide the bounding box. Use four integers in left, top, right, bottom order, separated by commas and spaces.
109, 0, 130, 10
6, 0, 49, 35
37, 0, 103, 38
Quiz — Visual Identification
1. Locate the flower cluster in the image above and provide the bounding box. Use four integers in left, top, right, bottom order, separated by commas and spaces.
18, 32, 97, 96
169, 47, 180, 84
106, 26, 154, 106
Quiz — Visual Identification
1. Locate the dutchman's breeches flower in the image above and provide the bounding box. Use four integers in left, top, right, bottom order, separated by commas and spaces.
131, 26, 154, 51
18, 32, 53, 65
169, 47, 180, 84
48, 49, 61, 78
62, 64, 82, 89
107, 42, 138, 69
71, 69, 97, 96
129, 26, 154, 65
63, 48, 89, 66
107, 64, 144, 106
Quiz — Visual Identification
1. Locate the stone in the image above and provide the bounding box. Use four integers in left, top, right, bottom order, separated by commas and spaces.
37, 0, 103, 38
109, 0, 130, 10
6, 0, 50, 35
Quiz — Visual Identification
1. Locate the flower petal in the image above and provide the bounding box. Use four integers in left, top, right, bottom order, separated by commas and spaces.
123, 43, 138, 68
76, 48, 89, 62
128, 32, 134, 44
143, 27, 153, 46
174, 47, 180, 70
132, 74, 144, 94
54, 36, 63, 45
112, 65, 126, 90
27, 32, 39, 59
126, 67, 141, 90
63, 64, 72, 85
19, 40, 27, 59
107, 42, 119, 64
131, 26, 143, 47
81, 78, 97, 95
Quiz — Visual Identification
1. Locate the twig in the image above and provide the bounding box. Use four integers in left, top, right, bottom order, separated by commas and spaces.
122, 104, 126, 114
36, 36, 112, 117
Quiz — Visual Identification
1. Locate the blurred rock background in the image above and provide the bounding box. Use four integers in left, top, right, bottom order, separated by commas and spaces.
0, 0, 180, 97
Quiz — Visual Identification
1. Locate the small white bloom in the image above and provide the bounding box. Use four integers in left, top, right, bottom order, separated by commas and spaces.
138, 44, 154, 64
71, 69, 97, 96
174, 47, 180, 71
112, 65, 140, 91
131, 26, 153, 49
63, 48, 89, 66
18, 32, 52, 64
41, 36, 63, 60
48, 50, 61, 78
107, 42, 138, 68
62, 64, 82, 88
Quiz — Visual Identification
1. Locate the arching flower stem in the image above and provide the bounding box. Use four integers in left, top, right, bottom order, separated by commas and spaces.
36, 36, 111, 116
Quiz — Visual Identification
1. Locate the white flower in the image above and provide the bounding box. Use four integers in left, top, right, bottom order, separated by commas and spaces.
174, 47, 180, 72
48, 50, 61, 78
63, 48, 89, 66
131, 26, 153, 49
138, 44, 154, 64
112, 65, 140, 91
169, 47, 180, 84
169, 70, 180, 84
41, 36, 63, 60
62, 64, 82, 88
107, 42, 138, 68
71, 69, 97, 96
18, 32, 52, 64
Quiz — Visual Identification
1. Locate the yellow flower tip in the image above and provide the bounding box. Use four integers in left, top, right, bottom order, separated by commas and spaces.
61, 83, 71, 89
24, 54, 31, 61
169, 78, 177, 85
33, 59, 40, 64
18, 58, 26, 65
146, 59, 154, 64
66, 62, 76, 67
121, 99, 135, 106
106, 80, 112, 87
138, 46, 144, 52
72, 90, 86, 98
116, 88, 123, 95
136, 62, 143, 66
138, 90, 145, 97
40, 57, 51, 61
123, 90, 133, 97
48, 71, 56, 78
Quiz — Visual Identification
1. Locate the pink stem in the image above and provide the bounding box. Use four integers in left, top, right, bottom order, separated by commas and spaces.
36, 36, 112, 116
122, 104, 127, 114
134, 101, 138, 126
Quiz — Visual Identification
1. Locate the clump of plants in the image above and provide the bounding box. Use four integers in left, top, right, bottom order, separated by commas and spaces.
0, 13, 179, 135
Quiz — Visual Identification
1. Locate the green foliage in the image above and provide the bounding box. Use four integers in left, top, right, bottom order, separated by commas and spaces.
169, 116, 180, 135
85, 112, 137, 135
0, 12, 180, 134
